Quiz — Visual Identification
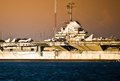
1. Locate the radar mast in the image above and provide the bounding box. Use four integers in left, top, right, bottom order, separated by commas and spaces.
67, 0, 75, 21
54, 0, 57, 35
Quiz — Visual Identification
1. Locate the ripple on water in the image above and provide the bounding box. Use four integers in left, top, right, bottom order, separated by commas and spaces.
0, 62, 119, 81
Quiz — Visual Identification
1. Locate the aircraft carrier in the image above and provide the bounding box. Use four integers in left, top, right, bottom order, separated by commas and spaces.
0, 20, 120, 61
0, 1, 120, 61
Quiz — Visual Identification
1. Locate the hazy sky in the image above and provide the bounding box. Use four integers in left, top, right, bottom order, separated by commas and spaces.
0, 0, 120, 40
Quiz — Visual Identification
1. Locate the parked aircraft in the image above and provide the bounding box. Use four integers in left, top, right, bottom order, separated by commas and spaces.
5, 38, 11, 43
18, 38, 32, 42
11, 38, 16, 43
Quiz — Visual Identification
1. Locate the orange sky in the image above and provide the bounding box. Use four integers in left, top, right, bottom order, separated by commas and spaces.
0, 0, 120, 40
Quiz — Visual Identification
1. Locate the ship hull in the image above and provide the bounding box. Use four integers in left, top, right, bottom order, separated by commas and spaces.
0, 51, 119, 62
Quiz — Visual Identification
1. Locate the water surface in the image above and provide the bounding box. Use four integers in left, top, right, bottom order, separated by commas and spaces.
0, 62, 119, 81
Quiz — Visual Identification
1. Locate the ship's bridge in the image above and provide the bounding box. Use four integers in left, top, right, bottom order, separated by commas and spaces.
54, 21, 88, 42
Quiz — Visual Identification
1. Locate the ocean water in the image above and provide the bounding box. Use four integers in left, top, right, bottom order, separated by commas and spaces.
0, 62, 119, 81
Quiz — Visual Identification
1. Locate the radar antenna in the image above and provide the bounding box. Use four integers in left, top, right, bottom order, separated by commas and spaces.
67, 0, 75, 21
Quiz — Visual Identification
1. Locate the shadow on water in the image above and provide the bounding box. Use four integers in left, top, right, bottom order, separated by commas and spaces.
0, 62, 120, 81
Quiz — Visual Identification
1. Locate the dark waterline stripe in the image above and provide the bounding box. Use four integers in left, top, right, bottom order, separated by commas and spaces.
0, 59, 119, 62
